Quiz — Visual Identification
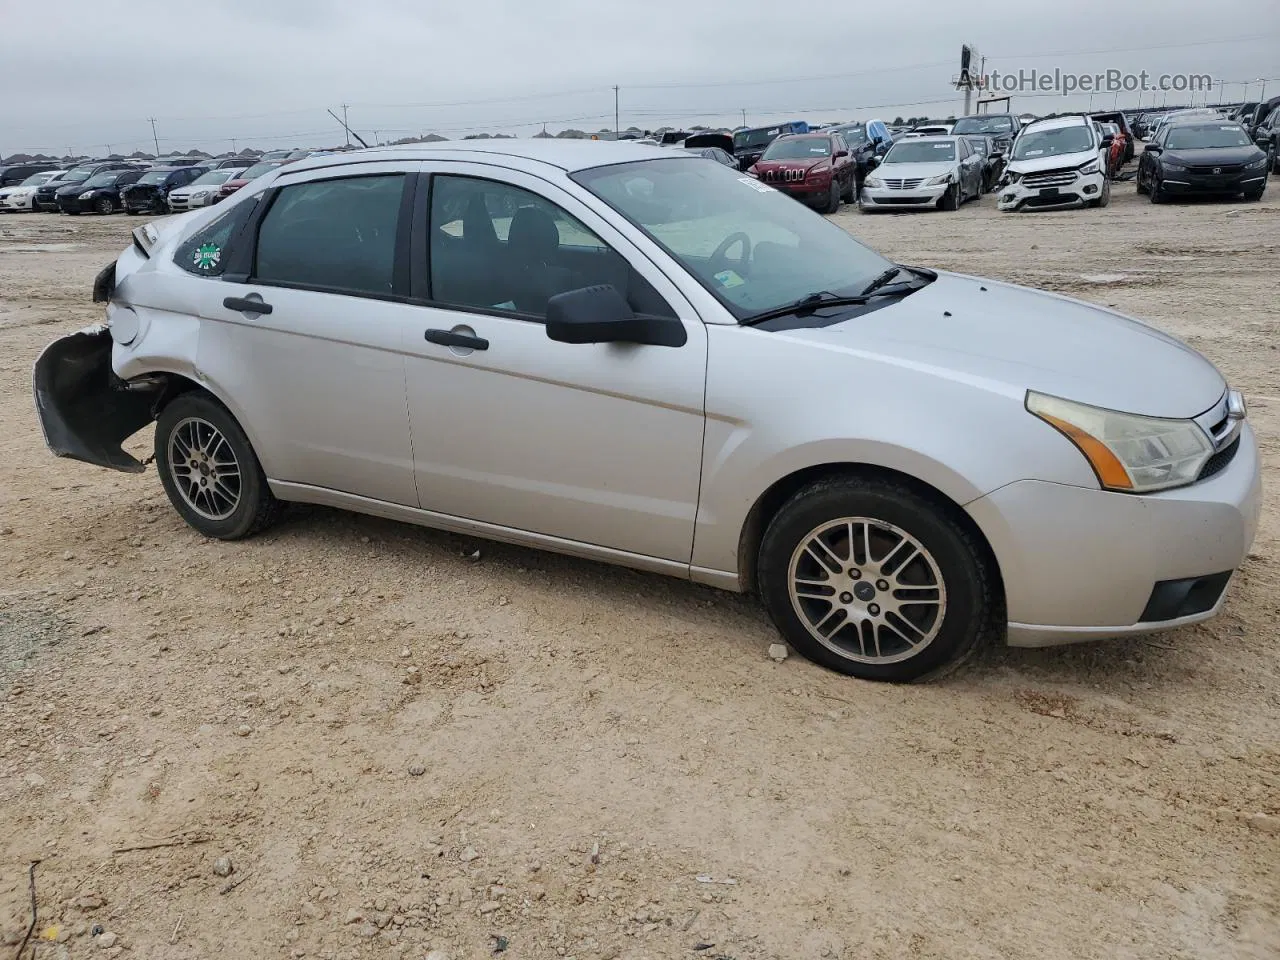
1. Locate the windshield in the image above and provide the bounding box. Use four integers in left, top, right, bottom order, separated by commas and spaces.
952, 116, 1014, 135
734, 128, 781, 150
1012, 126, 1093, 160
885, 140, 956, 163
138, 171, 171, 184
20, 172, 57, 186
834, 125, 867, 144
82, 173, 118, 188
61, 170, 93, 184
761, 137, 832, 160
191, 169, 237, 186
572, 157, 894, 320
1165, 124, 1253, 149
965, 138, 989, 156
239, 161, 281, 179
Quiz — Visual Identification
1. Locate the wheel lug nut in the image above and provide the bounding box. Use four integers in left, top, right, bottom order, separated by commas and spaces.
839, 592, 854, 604
868, 603, 880, 616
848, 569, 861, 580
876, 579, 889, 591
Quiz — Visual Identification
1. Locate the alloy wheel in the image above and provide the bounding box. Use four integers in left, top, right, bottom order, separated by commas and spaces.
787, 517, 947, 664
167, 417, 242, 521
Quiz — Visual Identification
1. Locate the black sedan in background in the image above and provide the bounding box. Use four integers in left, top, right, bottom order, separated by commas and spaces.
55, 169, 143, 215
1137, 120, 1269, 203
120, 166, 203, 214
34, 161, 134, 210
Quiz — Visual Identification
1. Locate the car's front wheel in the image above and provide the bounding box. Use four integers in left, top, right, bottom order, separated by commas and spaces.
155, 393, 282, 540
938, 183, 959, 211
757, 475, 997, 682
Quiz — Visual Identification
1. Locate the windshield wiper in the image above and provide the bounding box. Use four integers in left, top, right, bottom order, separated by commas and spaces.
858, 268, 904, 297
742, 290, 871, 326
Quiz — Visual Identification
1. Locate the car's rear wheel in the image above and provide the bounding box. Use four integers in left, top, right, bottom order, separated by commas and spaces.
155, 393, 282, 540
757, 475, 997, 682
95, 196, 115, 215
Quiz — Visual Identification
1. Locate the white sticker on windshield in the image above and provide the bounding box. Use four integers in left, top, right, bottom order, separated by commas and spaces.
1220, 125, 1237, 130
738, 177, 775, 193
933, 143, 951, 148
1025, 149, 1044, 156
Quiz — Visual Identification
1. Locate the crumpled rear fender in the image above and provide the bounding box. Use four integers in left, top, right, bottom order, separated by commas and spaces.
32, 326, 157, 473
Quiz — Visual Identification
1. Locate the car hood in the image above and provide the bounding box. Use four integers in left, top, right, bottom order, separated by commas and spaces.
873, 160, 955, 179
55, 182, 98, 195
778, 272, 1224, 419
754, 157, 830, 172
1162, 145, 1266, 165
1006, 150, 1095, 174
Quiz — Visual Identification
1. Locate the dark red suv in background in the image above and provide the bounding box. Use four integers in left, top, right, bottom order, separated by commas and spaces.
217, 160, 286, 200
746, 133, 857, 213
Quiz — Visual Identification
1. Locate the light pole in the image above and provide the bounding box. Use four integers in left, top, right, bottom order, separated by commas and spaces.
1260, 78, 1268, 102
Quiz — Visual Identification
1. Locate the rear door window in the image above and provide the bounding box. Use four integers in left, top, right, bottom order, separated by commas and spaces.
253, 174, 406, 297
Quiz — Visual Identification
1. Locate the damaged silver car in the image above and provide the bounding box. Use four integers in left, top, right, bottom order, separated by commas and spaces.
34, 142, 1261, 682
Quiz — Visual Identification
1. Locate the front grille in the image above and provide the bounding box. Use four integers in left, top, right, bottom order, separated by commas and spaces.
1022, 169, 1078, 188
760, 169, 805, 182
1187, 163, 1243, 174
1198, 436, 1240, 481
874, 197, 934, 204
881, 178, 924, 190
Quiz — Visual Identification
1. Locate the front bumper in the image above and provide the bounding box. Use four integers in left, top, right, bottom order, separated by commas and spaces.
0, 193, 35, 210
57, 195, 93, 213
33, 326, 155, 473
1160, 173, 1267, 195
967, 423, 1261, 647
761, 177, 832, 204
123, 189, 165, 213
997, 170, 1105, 211
859, 183, 948, 209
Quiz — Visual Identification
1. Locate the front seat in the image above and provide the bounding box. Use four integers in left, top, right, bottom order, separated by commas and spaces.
504, 205, 576, 314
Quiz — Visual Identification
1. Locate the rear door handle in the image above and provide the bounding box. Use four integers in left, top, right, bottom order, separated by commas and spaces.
223, 296, 273, 315
425, 328, 488, 350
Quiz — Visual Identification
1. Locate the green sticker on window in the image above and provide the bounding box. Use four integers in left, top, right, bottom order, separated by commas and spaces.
714, 269, 745, 289
193, 243, 221, 270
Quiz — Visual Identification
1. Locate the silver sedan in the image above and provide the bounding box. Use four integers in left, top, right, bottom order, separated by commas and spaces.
34, 142, 1260, 682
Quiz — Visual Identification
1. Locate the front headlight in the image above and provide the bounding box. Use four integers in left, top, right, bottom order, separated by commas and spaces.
1162, 161, 1188, 173
1078, 160, 1100, 175
192, 190, 209, 200
864, 176, 883, 188
924, 174, 952, 186
78, 191, 95, 200
1027, 392, 1214, 493
1246, 156, 1268, 170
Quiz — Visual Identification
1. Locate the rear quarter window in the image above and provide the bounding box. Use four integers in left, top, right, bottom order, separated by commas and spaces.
174, 197, 260, 277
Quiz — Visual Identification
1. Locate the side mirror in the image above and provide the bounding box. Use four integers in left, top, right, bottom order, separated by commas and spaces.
1101, 135, 1114, 146
1145, 143, 1161, 154
545, 285, 686, 348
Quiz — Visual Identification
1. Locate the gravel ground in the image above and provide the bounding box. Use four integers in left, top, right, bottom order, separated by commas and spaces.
1, 172, 1278, 960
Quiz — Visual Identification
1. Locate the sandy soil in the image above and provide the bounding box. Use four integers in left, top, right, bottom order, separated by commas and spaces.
1, 176, 1278, 960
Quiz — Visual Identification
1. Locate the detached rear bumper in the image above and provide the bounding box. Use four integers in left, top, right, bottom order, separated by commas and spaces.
32, 326, 155, 473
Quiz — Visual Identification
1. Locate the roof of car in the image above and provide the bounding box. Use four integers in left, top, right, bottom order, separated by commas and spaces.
1022, 115, 1090, 131
281, 140, 672, 176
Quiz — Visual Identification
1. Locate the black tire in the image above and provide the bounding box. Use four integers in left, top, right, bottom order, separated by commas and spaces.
1270, 144, 1278, 175
939, 183, 959, 211
155, 393, 283, 540
757, 475, 997, 683
1149, 176, 1165, 204
1136, 169, 1148, 195
127, 209, 141, 216
95, 196, 114, 215
823, 179, 841, 214
841, 173, 855, 203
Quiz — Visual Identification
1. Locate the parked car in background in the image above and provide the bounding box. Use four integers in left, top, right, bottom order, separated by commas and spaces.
1148, 108, 1223, 143
167, 168, 247, 211
1252, 104, 1280, 173
34, 161, 135, 211
1243, 96, 1280, 138
952, 113, 1021, 156
962, 136, 1003, 192
36, 141, 1260, 683
121, 166, 205, 215
1089, 112, 1137, 162
1098, 122, 1126, 177
0, 170, 65, 211
997, 115, 1110, 211
0, 161, 59, 187
211, 157, 259, 169
1138, 120, 1269, 202
731, 121, 809, 170
682, 145, 737, 167
860, 135, 983, 211
748, 132, 857, 213
1228, 102, 1259, 126
906, 122, 954, 137
826, 122, 885, 187
217, 160, 286, 199
56, 168, 143, 215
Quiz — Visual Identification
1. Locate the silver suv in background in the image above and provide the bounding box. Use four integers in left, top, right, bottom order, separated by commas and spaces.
34, 142, 1260, 682
997, 115, 1111, 211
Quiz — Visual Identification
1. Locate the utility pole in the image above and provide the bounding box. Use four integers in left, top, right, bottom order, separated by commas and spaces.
342, 103, 351, 147
741, 108, 747, 126
148, 117, 160, 157
373, 130, 379, 146
231, 137, 238, 153
613, 86, 619, 137
1260, 78, 1269, 102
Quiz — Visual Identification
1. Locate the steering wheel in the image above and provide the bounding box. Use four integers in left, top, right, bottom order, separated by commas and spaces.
709, 232, 752, 275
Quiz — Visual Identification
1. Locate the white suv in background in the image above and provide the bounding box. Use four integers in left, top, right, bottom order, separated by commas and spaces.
997, 115, 1111, 211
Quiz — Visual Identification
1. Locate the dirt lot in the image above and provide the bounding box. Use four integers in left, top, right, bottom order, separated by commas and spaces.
2, 180, 1278, 960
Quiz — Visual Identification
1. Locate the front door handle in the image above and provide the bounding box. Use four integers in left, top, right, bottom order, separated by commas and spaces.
425, 328, 489, 351
223, 295, 273, 315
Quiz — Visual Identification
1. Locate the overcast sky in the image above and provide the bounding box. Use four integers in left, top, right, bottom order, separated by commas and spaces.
2, 1, 1276, 156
